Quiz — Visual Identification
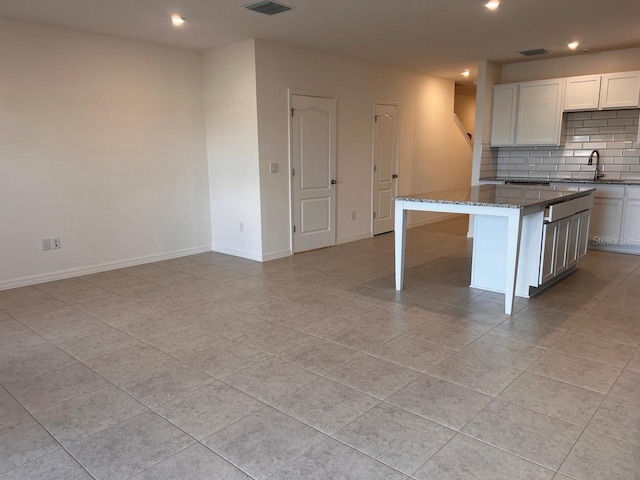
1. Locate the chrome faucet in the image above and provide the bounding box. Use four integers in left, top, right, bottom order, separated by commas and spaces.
588, 150, 604, 181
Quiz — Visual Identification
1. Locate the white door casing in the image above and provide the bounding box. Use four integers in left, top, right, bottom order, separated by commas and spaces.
290, 94, 337, 253
372, 103, 399, 235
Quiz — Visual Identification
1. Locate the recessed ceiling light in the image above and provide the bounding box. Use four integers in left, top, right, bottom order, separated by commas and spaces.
171, 15, 186, 26
485, 0, 500, 10
568, 41, 579, 50
462, 70, 470, 77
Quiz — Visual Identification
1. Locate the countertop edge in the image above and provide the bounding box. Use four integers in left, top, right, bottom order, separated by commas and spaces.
395, 187, 595, 209
480, 177, 640, 186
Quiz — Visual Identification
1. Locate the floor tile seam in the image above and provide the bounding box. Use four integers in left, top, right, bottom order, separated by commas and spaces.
0, 382, 98, 479
553, 378, 616, 475
534, 344, 629, 372
131, 440, 255, 480
64, 410, 198, 480
323, 433, 429, 479
0, 348, 81, 389
198, 407, 332, 480
492, 390, 596, 430
585, 422, 640, 449
453, 430, 561, 474
81, 345, 218, 390
547, 341, 637, 369
357, 341, 456, 373
523, 358, 618, 395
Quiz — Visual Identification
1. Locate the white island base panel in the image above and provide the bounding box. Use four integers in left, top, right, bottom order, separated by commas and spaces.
471, 212, 554, 298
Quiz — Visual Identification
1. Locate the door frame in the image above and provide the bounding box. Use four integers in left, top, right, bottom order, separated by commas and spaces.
288, 88, 339, 253
371, 100, 401, 236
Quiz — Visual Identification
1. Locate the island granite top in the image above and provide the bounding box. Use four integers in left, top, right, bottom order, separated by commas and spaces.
395, 184, 595, 209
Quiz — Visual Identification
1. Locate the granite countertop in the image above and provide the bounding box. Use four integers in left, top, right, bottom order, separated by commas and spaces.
481, 176, 640, 186
395, 185, 595, 209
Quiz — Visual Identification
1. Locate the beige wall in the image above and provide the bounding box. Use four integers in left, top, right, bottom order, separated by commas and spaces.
0, 19, 210, 288
203, 40, 263, 260
254, 40, 472, 258
454, 85, 476, 137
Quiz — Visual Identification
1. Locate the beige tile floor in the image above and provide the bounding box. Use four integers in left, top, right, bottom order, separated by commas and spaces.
1, 216, 640, 479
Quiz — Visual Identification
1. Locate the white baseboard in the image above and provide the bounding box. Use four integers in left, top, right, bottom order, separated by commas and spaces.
589, 244, 640, 255
211, 245, 265, 262
0, 245, 212, 291
407, 213, 458, 229
262, 249, 292, 261
337, 232, 372, 244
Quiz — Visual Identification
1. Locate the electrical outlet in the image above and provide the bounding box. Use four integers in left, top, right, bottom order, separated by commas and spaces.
51, 237, 61, 249
351, 211, 356, 220
239, 222, 244, 232
42, 238, 51, 251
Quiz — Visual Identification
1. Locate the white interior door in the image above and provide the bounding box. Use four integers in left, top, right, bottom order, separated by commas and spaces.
372, 103, 399, 235
291, 94, 337, 253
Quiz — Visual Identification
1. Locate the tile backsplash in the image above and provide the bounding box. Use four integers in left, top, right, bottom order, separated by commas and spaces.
495, 109, 640, 181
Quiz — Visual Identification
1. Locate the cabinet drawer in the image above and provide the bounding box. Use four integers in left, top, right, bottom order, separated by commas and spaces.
594, 186, 625, 199
627, 186, 640, 200
546, 195, 593, 222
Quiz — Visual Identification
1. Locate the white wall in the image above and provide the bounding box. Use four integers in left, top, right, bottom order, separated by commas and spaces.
202, 40, 263, 260
501, 47, 640, 83
254, 40, 472, 258
0, 19, 211, 288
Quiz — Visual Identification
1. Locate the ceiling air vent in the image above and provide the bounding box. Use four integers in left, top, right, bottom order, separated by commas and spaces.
245, 1, 292, 15
519, 48, 551, 57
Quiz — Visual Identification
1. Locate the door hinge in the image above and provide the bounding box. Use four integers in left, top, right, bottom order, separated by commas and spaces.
373, 165, 377, 172
373, 212, 376, 219
291, 108, 296, 117
293, 225, 296, 233
374, 115, 380, 123
292, 168, 295, 177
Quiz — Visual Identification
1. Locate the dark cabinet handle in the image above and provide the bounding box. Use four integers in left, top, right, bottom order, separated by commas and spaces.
331, 179, 337, 184
392, 174, 398, 179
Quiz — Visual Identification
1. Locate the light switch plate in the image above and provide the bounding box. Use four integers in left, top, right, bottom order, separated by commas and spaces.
270, 162, 279, 174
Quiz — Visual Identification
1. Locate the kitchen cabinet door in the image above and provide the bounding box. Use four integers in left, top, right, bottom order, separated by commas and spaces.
599, 71, 640, 109
578, 210, 591, 260
564, 75, 601, 111
491, 84, 518, 146
566, 214, 581, 269
516, 79, 565, 145
540, 221, 557, 284
590, 198, 623, 245
554, 217, 570, 275
621, 198, 640, 246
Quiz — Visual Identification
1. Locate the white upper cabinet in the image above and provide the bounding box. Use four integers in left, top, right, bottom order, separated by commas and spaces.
564, 75, 601, 111
599, 71, 640, 109
490, 79, 564, 146
490, 84, 518, 146
516, 79, 565, 146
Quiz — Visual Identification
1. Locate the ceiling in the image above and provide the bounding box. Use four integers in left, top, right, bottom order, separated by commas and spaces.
1, 0, 639, 81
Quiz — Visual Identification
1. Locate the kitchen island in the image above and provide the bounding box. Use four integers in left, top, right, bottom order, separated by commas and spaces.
394, 185, 595, 314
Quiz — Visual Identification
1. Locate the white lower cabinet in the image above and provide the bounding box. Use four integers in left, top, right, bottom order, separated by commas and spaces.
554, 217, 570, 276
590, 198, 624, 244
578, 210, 591, 259
540, 210, 589, 285
540, 222, 557, 284
550, 184, 639, 254
621, 199, 640, 246
567, 213, 581, 269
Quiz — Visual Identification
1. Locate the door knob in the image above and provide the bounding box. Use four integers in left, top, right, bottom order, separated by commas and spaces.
331, 179, 337, 185
392, 174, 398, 179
